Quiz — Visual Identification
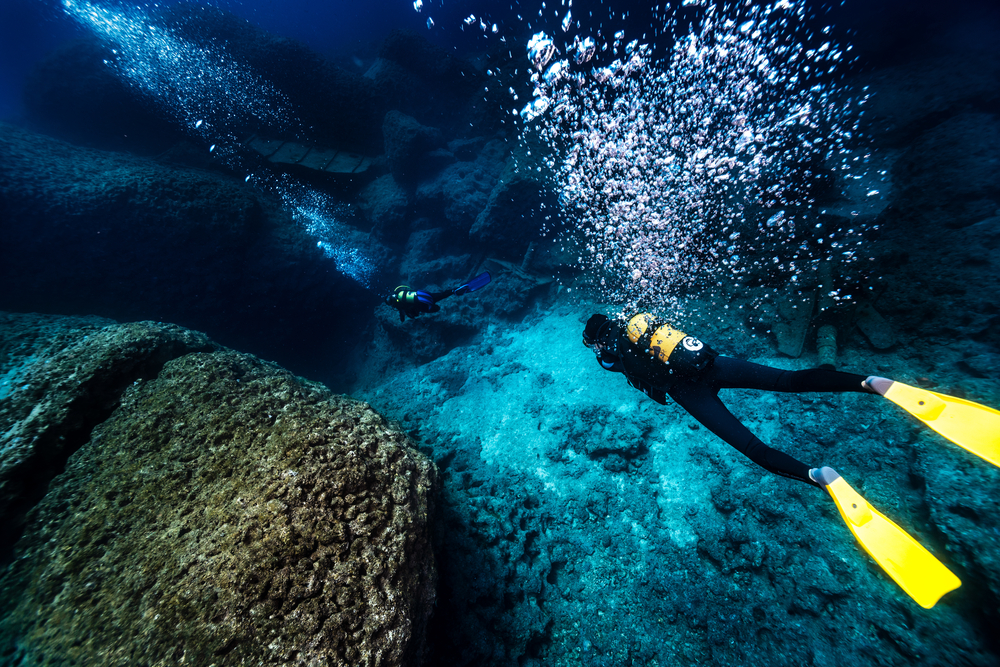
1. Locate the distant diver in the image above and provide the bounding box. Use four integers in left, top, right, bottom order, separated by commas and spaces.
583, 312, 1000, 609
384, 271, 491, 322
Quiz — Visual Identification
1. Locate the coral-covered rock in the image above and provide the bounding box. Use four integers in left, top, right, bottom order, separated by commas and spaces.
0, 312, 217, 557
0, 314, 436, 667
383, 111, 445, 186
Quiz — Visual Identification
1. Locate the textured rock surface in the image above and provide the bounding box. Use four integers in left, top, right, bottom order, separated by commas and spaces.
370, 29, 483, 131
358, 174, 412, 243
383, 111, 445, 186
852, 54, 1000, 147
0, 314, 437, 667
470, 158, 558, 258
894, 113, 1000, 227
0, 312, 217, 558
355, 306, 1000, 667
399, 228, 475, 288
414, 139, 506, 236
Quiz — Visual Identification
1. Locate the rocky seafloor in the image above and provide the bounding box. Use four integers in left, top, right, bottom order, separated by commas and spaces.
1, 3, 999, 666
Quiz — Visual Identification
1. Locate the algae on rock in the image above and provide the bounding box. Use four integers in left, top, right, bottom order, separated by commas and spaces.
0, 316, 436, 667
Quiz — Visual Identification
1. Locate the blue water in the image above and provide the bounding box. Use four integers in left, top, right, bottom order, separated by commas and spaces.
1, 0, 1000, 664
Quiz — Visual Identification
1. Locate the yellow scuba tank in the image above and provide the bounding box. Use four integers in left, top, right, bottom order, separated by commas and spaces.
626, 313, 716, 376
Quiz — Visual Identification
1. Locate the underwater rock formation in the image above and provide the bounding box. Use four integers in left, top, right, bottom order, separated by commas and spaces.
0, 312, 217, 559
399, 228, 475, 288
471, 156, 558, 259
414, 138, 507, 237
0, 312, 436, 666
22, 38, 186, 153
358, 173, 412, 243
854, 54, 1000, 147
383, 111, 447, 186
368, 29, 484, 131
0, 122, 378, 382
894, 112, 1000, 228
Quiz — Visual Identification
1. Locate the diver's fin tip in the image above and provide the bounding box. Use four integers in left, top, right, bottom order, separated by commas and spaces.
824, 474, 962, 608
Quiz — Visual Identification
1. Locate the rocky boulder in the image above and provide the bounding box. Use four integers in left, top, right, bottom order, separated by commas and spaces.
399, 228, 475, 288
853, 54, 1000, 147
0, 312, 217, 557
893, 112, 1000, 227
0, 312, 437, 666
470, 159, 558, 258
368, 30, 483, 131
383, 111, 446, 186
414, 138, 506, 236
358, 173, 412, 244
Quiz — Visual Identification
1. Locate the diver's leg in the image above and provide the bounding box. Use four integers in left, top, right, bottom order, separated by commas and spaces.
428, 290, 454, 302
705, 356, 868, 394
668, 381, 817, 485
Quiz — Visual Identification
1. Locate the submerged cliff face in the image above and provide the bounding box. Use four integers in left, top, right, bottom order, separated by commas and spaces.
0, 123, 385, 386
0, 312, 436, 666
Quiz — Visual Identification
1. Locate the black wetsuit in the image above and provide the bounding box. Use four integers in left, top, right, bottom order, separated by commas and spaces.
596, 340, 868, 486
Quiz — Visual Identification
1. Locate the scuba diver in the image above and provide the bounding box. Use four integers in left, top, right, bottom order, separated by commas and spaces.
384, 271, 491, 322
583, 311, 1000, 608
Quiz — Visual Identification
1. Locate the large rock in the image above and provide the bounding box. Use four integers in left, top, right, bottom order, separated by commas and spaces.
470, 159, 558, 257
852, 54, 1000, 147
414, 138, 506, 236
0, 123, 378, 383
0, 312, 436, 666
383, 111, 446, 186
22, 39, 186, 153
893, 112, 1000, 227
358, 174, 412, 243
368, 30, 483, 130
0, 312, 217, 557
399, 229, 474, 287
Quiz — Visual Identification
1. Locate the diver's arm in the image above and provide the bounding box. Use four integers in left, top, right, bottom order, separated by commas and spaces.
598, 349, 624, 372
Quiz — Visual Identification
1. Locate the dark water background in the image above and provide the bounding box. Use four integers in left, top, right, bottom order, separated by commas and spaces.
4, 0, 999, 121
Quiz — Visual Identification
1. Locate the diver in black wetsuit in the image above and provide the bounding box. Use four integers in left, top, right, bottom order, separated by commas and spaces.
582, 313, 876, 486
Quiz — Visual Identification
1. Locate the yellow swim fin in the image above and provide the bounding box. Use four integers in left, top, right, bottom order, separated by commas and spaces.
812, 467, 961, 609
866, 377, 1000, 469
